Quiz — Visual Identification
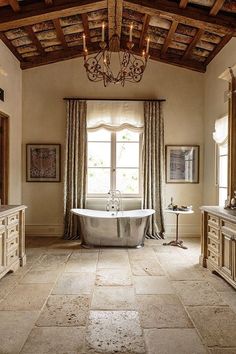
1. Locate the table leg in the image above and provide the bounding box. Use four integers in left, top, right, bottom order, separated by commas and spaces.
163, 213, 188, 249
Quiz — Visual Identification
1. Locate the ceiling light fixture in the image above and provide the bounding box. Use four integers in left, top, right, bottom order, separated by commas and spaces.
82, 1, 150, 87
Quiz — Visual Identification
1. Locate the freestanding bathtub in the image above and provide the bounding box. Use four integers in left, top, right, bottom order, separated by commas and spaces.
71, 209, 155, 248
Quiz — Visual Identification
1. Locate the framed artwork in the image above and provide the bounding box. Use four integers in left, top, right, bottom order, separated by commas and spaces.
26, 144, 61, 182
165, 145, 199, 183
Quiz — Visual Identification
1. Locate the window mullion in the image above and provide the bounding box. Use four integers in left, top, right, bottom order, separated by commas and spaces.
111, 132, 116, 190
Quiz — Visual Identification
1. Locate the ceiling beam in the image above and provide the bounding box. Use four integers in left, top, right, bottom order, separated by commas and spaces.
8, 0, 20, 12
44, 0, 53, 5
161, 20, 178, 56
210, 0, 225, 16
179, 0, 188, 9
21, 42, 101, 69
0, 0, 107, 31
0, 31, 22, 60
53, 18, 68, 49
24, 25, 44, 55
108, 0, 123, 40
81, 13, 91, 44
139, 14, 150, 49
124, 0, 236, 36
128, 44, 206, 73
182, 28, 203, 60
204, 33, 232, 65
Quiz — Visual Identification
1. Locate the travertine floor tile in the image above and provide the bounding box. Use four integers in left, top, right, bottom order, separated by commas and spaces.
36, 253, 70, 268
144, 328, 207, 354
52, 272, 95, 295
187, 306, 236, 347
165, 263, 205, 281
0, 283, 53, 310
91, 286, 136, 310
208, 348, 236, 354
134, 276, 174, 295
65, 252, 98, 272
128, 247, 157, 261
130, 258, 165, 276
172, 280, 226, 306
98, 252, 130, 269
220, 291, 236, 313
86, 311, 145, 353
36, 295, 90, 326
0, 311, 39, 354
96, 268, 132, 286
203, 272, 236, 292
0, 273, 18, 300
20, 326, 86, 354
20, 269, 60, 284
137, 294, 193, 328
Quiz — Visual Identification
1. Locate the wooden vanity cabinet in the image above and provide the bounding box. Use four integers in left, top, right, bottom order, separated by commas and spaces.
200, 207, 236, 289
0, 205, 26, 281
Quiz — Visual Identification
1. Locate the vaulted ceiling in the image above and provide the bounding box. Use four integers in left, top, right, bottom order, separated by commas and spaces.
0, 0, 235, 72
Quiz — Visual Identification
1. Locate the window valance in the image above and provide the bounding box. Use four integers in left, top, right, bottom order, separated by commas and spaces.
87, 100, 144, 132
213, 115, 228, 145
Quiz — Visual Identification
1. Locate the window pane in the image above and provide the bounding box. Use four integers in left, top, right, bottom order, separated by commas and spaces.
116, 168, 139, 194
88, 129, 111, 142
88, 142, 111, 167
219, 155, 228, 187
116, 142, 139, 168
219, 187, 227, 207
88, 168, 110, 194
116, 129, 139, 142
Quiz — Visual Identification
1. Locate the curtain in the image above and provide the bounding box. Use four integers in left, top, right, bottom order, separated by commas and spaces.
87, 100, 143, 132
63, 100, 87, 240
142, 101, 165, 239
213, 115, 228, 145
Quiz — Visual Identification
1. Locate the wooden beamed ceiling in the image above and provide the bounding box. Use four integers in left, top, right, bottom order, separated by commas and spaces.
0, 0, 235, 72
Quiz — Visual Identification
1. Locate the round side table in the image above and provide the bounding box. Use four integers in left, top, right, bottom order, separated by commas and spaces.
163, 209, 194, 250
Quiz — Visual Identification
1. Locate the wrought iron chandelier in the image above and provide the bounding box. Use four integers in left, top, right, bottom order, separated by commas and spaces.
82, 1, 150, 87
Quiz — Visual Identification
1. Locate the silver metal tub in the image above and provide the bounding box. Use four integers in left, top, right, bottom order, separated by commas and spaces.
71, 209, 155, 248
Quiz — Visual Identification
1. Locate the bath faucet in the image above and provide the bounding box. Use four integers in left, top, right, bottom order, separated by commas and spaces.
106, 190, 122, 213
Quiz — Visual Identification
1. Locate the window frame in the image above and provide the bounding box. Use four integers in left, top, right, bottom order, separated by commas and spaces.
215, 141, 228, 206
87, 130, 143, 198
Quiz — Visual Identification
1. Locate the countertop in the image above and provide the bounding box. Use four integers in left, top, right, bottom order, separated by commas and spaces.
200, 205, 236, 222
0, 205, 27, 217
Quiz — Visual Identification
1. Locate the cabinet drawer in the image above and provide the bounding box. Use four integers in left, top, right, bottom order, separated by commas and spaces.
208, 214, 220, 228
0, 217, 5, 229
208, 236, 220, 254
6, 236, 18, 255
208, 226, 220, 241
208, 249, 219, 266
7, 212, 19, 226
6, 248, 18, 266
6, 224, 19, 239
221, 220, 236, 239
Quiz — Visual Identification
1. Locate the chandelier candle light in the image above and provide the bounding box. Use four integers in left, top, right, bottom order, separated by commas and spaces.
82, 2, 150, 87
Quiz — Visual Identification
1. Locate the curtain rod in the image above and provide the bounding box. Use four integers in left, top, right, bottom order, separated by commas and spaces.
63, 97, 166, 102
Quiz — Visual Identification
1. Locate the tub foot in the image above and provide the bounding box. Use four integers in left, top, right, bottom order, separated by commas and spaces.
135, 244, 144, 249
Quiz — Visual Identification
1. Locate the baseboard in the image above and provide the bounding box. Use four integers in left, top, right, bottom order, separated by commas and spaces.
26, 224, 63, 237
164, 223, 200, 238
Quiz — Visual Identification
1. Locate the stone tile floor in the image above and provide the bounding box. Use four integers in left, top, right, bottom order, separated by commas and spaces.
0, 237, 235, 354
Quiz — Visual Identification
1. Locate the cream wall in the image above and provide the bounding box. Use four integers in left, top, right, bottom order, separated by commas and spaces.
0, 42, 22, 204
22, 57, 204, 237
203, 38, 236, 205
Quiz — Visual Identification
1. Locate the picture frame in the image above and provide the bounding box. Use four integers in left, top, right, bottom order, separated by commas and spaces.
165, 145, 199, 184
26, 144, 61, 182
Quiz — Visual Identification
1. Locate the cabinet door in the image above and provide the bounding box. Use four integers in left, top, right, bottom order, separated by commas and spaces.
221, 232, 233, 279
0, 230, 6, 271
233, 241, 236, 281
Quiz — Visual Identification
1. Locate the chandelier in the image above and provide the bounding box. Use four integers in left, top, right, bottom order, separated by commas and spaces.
82, 2, 150, 87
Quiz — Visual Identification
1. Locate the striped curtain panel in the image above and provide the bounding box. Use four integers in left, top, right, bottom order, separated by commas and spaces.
142, 101, 165, 239
63, 100, 87, 240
